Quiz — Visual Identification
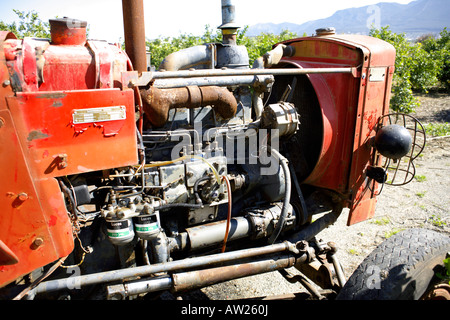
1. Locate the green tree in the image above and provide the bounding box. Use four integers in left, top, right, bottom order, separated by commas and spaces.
421, 28, 450, 91
147, 25, 222, 69
238, 28, 300, 66
147, 25, 300, 69
370, 26, 450, 113
370, 26, 419, 113
0, 9, 50, 39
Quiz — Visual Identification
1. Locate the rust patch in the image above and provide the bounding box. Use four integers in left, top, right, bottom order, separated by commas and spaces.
364, 110, 378, 137
6, 192, 32, 209
35, 92, 67, 99
51, 100, 63, 108
27, 130, 50, 141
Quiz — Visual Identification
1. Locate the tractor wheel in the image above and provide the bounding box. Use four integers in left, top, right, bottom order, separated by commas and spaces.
336, 228, 450, 300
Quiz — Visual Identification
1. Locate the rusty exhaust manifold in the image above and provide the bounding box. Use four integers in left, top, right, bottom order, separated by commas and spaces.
140, 85, 238, 127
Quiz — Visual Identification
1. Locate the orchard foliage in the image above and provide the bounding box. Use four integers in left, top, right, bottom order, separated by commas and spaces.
370, 26, 449, 113
420, 28, 450, 91
0, 9, 50, 39
146, 25, 300, 69
1, 9, 449, 114
146, 25, 222, 70
237, 27, 301, 66
149, 25, 449, 114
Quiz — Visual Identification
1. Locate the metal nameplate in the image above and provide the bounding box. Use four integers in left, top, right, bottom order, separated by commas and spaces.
72, 106, 126, 124
369, 67, 386, 82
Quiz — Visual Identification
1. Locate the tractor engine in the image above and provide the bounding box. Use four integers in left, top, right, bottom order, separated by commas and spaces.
0, 0, 424, 300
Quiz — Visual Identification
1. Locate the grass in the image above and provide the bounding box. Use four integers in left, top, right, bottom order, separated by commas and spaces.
424, 122, 450, 137
371, 217, 391, 225
414, 175, 427, 182
416, 191, 426, 198
384, 228, 403, 239
428, 214, 447, 227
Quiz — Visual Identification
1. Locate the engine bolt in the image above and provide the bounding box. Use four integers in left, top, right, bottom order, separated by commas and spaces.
32, 237, 44, 249
18, 192, 29, 202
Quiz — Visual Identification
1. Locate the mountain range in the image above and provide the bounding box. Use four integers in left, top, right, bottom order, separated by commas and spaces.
246, 0, 450, 39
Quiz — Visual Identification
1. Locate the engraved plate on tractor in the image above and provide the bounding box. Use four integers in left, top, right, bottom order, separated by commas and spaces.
72, 106, 126, 124
368, 67, 386, 82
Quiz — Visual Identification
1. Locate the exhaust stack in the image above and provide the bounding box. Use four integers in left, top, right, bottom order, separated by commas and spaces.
122, 0, 147, 72
218, 0, 240, 45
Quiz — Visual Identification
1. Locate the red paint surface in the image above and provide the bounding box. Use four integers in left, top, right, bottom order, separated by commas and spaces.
48, 215, 57, 227
280, 34, 395, 225
0, 30, 138, 287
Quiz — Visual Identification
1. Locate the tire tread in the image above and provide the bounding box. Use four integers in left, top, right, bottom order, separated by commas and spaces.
336, 228, 450, 300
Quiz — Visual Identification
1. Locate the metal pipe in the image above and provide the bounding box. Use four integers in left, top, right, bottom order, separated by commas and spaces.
171, 253, 298, 293
153, 75, 274, 89
330, 254, 346, 288
152, 67, 353, 78
122, 0, 147, 73
159, 45, 214, 71
186, 217, 252, 250
133, 67, 355, 86
106, 251, 303, 299
107, 276, 172, 299
218, 0, 240, 45
140, 85, 237, 127
253, 44, 295, 69
219, 0, 238, 29
287, 203, 343, 243
24, 241, 294, 298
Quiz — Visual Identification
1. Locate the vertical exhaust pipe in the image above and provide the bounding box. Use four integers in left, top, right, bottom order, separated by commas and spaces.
219, 0, 239, 29
218, 0, 240, 45
122, 0, 147, 73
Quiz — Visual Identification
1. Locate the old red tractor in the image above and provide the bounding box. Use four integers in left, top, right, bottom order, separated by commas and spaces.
1, 0, 448, 300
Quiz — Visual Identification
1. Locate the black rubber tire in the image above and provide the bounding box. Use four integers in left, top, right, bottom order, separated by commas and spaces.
336, 228, 450, 300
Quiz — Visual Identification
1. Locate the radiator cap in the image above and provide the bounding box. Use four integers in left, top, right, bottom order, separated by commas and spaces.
315, 27, 336, 36
49, 17, 87, 45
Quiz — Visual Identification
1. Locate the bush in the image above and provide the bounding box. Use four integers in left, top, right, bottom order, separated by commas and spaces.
370, 26, 449, 113
0, 9, 50, 39
421, 28, 450, 91
370, 27, 433, 113
2, 9, 447, 115
147, 25, 222, 69
147, 25, 299, 69
150, 25, 444, 115
237, 28, 300, 66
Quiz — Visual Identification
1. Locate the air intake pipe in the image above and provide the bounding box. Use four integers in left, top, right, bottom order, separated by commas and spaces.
159, 45, 214, 71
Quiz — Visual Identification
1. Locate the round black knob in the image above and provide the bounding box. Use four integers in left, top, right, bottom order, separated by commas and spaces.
374, 124, 412, 160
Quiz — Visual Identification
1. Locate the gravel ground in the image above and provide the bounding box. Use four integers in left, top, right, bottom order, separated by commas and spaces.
166, 93, 450, 300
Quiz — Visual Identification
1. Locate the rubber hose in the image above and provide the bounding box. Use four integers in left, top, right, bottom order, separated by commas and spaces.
268, 148, 291, 244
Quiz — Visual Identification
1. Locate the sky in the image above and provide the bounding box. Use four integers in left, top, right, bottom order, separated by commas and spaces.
0, 0, 414, 43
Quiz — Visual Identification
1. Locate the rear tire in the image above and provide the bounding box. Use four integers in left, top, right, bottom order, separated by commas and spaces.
336, 228, 450, 300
